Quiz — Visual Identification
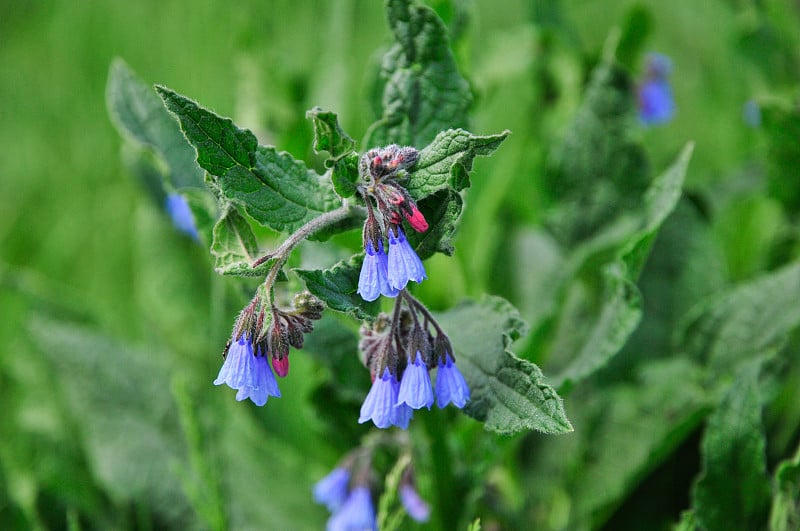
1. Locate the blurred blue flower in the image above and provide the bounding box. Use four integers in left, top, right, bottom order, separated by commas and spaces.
399, 484, 430, 523
435, 352, 470, 409
357, 240, 399, 302
742, 99, 762, 128
314, 467, 351, 513
637, 53, 675, 126
359, 368, 407, 429
165, 192, 199, 240
326, 486, 376, 531
234, 347, 281, 406
387, 226, 427, 290
397, 351, 434, 410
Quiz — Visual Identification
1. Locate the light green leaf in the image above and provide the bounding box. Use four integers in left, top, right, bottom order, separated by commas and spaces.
306, 107, 356, 160
295, 257, 380, 320
436, 296, 573, 435
330, 152, 360, 199
106, 59, 204, 190
769, 442, 800, 531
364, 0, 473, 148
678, 260, 800, 375
157, 86, 341, 234
692, 362, 771, 531
210, 205, 273, 277
406, 129, 510, 201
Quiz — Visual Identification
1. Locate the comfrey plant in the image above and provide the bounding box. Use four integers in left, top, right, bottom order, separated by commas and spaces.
107, 0, 572, 527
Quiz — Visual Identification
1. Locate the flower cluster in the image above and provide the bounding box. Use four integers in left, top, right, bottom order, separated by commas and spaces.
214, 292, 323, 405
314, 449, 429, 529
637, 52, 675, 126
358, 294, 470, 429
357, 145, 428, 302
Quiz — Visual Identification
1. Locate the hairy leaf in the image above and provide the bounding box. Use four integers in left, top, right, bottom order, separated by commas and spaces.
364, 0, 472, 148
406, 129, 510, 201
693, 362, 771, 531
295, 257, 380, 320
157, 86, 341, 234
330, 152, 360, 199
107, 59, 203, 190
436, 296, 572, 435
210, 206, 273, 277
307, 107, 356, 160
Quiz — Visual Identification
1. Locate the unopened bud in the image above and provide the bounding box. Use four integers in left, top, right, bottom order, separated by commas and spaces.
272, 355, 290, 377
404, 205, 428, 232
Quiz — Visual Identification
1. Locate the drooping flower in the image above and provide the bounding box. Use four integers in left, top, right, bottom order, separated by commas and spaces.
637, 53, 675, 126
313, 467, 351, 513
358, 240, 399, 302
435, 352, 470, 409
326, 486, 377, 531
397, 351, 434, 410
359, 368, 405, 429
214, 334, 257, 392
235, 347, 281, 406
399, 484, 430, 523
387, 226, 426, 290
165, 192, 199, 240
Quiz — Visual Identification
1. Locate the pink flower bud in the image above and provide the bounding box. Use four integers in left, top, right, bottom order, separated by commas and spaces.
272, 355, 290, 377
404, 206, 428, 232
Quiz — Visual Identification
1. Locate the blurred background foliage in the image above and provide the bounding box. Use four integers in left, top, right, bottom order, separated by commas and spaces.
1, 0, 799, 529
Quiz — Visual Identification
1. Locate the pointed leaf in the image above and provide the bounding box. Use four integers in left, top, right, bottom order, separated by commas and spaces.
692, 362, 771, 531
106, 59, 204, 189
295, 257, 380, 320
210, 206, 274, 277
307, 107, 356, 160
405, 129, 510, 201
156, 86, 341, 234
364, 0, 473, 148
436, 296, 573, 435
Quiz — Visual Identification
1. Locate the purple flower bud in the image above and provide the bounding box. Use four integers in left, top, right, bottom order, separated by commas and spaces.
399, 484, 430, 523
435, 352, 470, 409
358, 240, 400, 302
397, 351, 434, 410
387, 226, 427, 290
637, 53, 675, 126
359, 368, 407, 429
165, 192, 199, 240
326, 486, 376, 531
313, 467, 351, 513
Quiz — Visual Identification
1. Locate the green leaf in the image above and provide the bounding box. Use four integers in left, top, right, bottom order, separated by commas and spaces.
770, 442, 800, 531
677, 260, 800, 375
210, 205, 273, 277
763, 102, 800, 213
544, 62, 649, 244
364, 0, 473, 148
295, 256, 380, 320
106, 59, 204, 190
406, 189, 463, 259
406, 128, 510, 201
330, 152, 360, 199
156, 86, 341, 234
692, 362, 771, 531
306, 107, 356, 160
436, 296, 573, 435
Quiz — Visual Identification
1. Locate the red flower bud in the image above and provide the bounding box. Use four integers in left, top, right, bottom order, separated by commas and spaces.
404, 206, 428, 232
272, 355, 290, 377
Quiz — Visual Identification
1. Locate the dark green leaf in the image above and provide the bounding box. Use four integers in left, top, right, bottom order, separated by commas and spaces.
156, 86, 341, 234
763, 102, 800, 213
364, 0, 473, 148
406, 128, 510, 200
693, 362, 771, 531
295, 256, 380, 320
544, 62, 649, 244
306, 107, 356, 159
330, 152, 360, 199
436, 296, 573, 435
210, 205, 273, 277
770, 442, 800, 531
677, 260, 800, 375
406, 189, 463, 259
615, 4, 653, 70
106, 59, 204, 189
